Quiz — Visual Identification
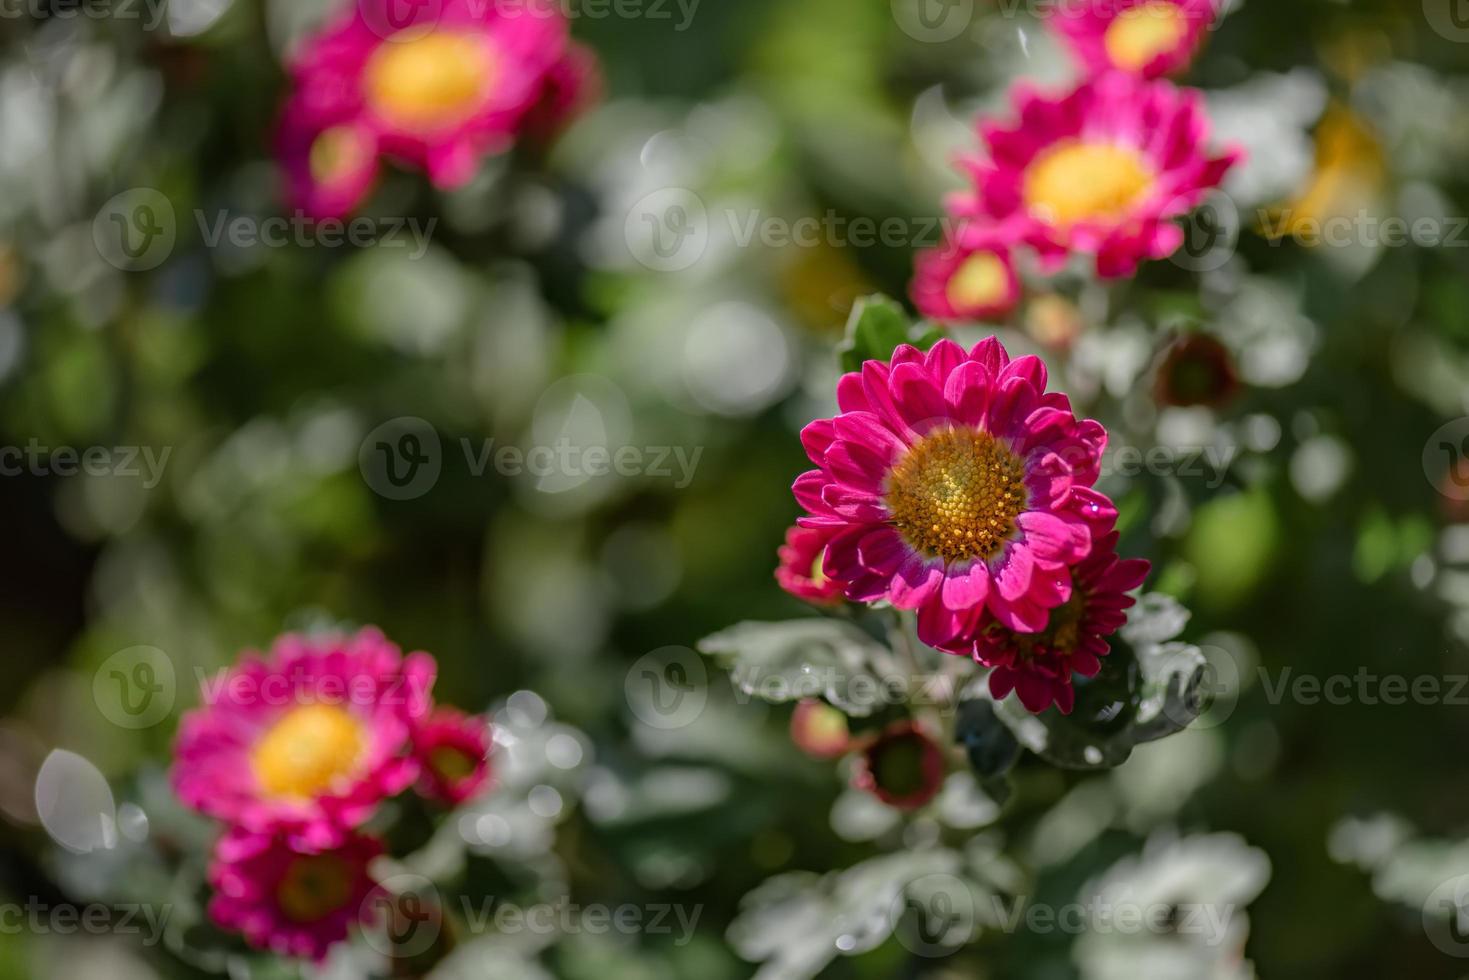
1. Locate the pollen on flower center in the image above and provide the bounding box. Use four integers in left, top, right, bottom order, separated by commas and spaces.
885, 427, 1028, 563
276, 854, 355, 923
1104, 1, 1189, 72
1015, 587, 1087, 659
945, 252, 1010, 312
364, 32, 495, 131
308, 126, 371, 184
252, 704, 366, 800
1023, 140, 1154, 229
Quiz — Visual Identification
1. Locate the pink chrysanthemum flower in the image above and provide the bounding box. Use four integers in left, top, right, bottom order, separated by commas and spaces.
795, 337, 1109, 645
172, 627, 436, 849
953, 72, 1241, 279
522, 42, 603, 142
1049, 0, 1220, 79
413, 708, 492, 805
277, 106, 379, 219
775, 525, 845, 606
968, 532, 1150, 714
911, 228, 1021, 323
208, 826, 382, 962
286, 0, 572, 191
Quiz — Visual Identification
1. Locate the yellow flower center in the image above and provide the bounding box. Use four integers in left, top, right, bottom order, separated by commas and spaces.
945, 252, 1010, 313
1103, 1, 1189, 72
428, 745, 478, 783
308, 126, 372, 185
252, 704, 366, 800
276, 854, 355, 923
885, 428, 1028, 563
1023, 140, 1155, 230
364, 32, 495, 131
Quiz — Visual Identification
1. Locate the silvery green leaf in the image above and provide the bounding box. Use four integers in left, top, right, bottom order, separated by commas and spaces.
1121, 593, 1192, 646
698, 619, 893, 716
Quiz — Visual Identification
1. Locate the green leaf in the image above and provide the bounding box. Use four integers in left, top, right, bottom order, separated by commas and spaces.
987, 594, 1208, 770
697, 619, 896, 717
837, 295, 948, 373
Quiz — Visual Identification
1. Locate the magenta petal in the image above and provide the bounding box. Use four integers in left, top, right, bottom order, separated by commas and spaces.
994, 543, 1035, 601
800, 419, 837, 463
889, 555, 945, 609
1016, 511, 1090, 564
944, 361, 993, 426
969, 337, 1012, 377
940, 560, 991, 611
855, 528, 909, 575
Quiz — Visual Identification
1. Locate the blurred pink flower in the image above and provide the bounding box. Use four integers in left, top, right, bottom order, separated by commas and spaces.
413, 707, 492, 805
279, 0, 597, 215
775, 525, 845, 606
911, 227, 1021, 323
952, 72, 1241, 278
172, 627, 435, 850
853, 721, 945, 810
208, 826, 382, 962
1048, 0, 1220, 79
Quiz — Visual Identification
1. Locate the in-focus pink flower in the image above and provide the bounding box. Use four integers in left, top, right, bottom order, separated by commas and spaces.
968, 532, 1150, 714
208, 826, 382, 962
952, 72, 1241, 279
280, 0, 593, 212
911, 227, 1021, 323
854, 721, 946, 810
790, 699, 850, 759
794, 337, 1110, 646
1049, 0, 1220, 79
775, 525, 845, 606
172, 627, 435, 849
413, 708, 492, 805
